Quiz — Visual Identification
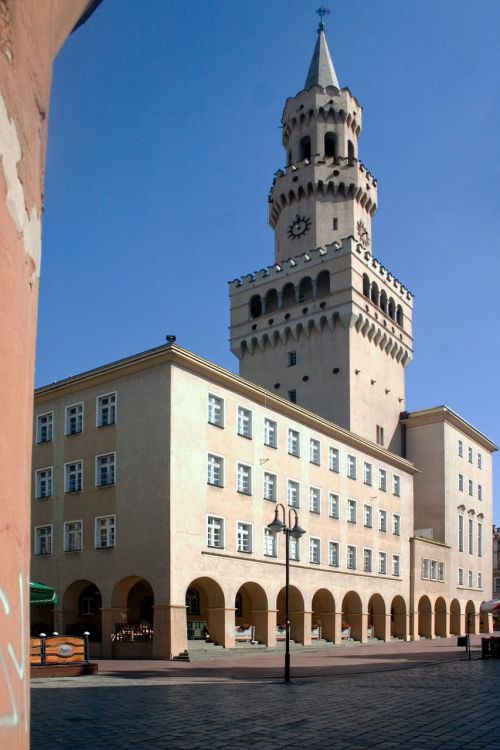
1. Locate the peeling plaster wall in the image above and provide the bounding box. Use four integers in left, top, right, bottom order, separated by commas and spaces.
0, 2, 95, 747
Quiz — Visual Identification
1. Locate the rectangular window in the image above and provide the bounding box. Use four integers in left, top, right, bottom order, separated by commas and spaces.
237, 463, 252, 495
288, 389, 297, 404
478, 523, 482, 557
309, 487, 321, 514
393, 474, 401, 497
264, 418, 277, 448
207, 454, 224, 487
332, 217, 338, 230
287, 351, 297, 367
477, 572, 482, 589
263, 472, 277, 502
35, 467, 52, 499
477, 453, 482, 469
288, 429, 300, 456
347, 498, 357, 523
34, 525, 52, 556
65, 403, 83, 435
393, 513, 401, 536
347, 454, 357, 479
392, 555, 400, 577
422, 558, 430, 579
468, 570, 473, 587
378, 509, 387, 532
478, 484, 483, 501
65, 461, 83, 493
289, 536, 300, 561
363, 462, 372, 486
287, 480, 300, 508
207, 394, 224, 427
458, 439, 463, 457
96, 453, 115, 487
97, 392, 116, 427
329, 446, 340, 472
458, 474, 464, 491
378, 468, 387, 492
95, 515, 115, 549
363, 504, 372, 528
237, 407, 252, 438
264, 528, 277, 557
458, 515, 464, 552
237, 522, 253, 553
328, 493, 339, 519
329, 541, 339, 567
347, 545, 356, 570
468, 446, 473, 464
376, 425, 384, 446
379, 551, 387, 575
64, 520, 82, 552
430, 560, 438, 580
309, 438, 320, 465
438, 562, 445, 582
363, 548, 372, 573
309, 537, 321, 564
468, 518, 473, 554
207, 515, 224, 548
36, 412, 53, 443
468, 479, 473, 496
458, 568, 464, 586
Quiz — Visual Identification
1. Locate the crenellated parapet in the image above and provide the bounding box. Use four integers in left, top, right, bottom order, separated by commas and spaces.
282, 86, 362, 147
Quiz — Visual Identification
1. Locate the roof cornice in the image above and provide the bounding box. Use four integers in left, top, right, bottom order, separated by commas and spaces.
401, 406, 498, 453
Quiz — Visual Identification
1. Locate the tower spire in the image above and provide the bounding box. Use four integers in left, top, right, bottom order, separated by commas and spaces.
304, 7, 339, 90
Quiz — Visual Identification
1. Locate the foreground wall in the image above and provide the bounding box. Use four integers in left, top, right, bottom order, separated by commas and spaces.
0, 2, 98, 747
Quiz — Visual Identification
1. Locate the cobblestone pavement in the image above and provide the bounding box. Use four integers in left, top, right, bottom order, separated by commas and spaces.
31, 647, 500, 749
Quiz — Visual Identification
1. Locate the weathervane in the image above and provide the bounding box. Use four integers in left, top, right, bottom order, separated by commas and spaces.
316, 5, 330, 31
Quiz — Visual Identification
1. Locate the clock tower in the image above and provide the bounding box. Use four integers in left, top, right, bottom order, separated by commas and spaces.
229, 15, 414, 453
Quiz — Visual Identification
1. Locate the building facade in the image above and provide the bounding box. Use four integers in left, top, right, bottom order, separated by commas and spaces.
31, 20, 496, 659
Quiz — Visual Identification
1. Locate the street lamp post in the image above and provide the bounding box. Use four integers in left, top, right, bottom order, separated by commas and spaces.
268, 503, 305, 683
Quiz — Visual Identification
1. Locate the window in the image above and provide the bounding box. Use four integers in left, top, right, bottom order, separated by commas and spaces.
393, 514, 401, 536
207, 394, 224, 427
393, 474, 401, 497
207, 454, 224, 487
289, 536, 300, 561
347, 498, 357, 523
495, 577, 500, 594
328, 493, 339, 519
35, 467, 52, 499
478, 523, 482, 557
468, 570, 473, 587
422, 558, 430, 579
347, 454, 356, 479
347, 545, 356, 570
309, 537, 321, 564
468, 479, 473, 496
186, 588, 200, 616
97, 392, 116, 427
288, 389, 297, 403
263, 472, 277, 502
34, 525, 52, 556
458, 474, 464, 492
95, 515, 115, 549
287, 480, 300, 508
458, 568, 464, 586
477, 572, 482, 589
329, 446, 340, 472
379, 551, 387, 575
309, 438, 320, 465
378, 509, 387, 532
65, 461, 83, 493
468, 446, 473, 464
237, 407, 252, 438
65, 403, 83, 435
363, 462, 372, 485
458, 439, 463, 457
332, 217, 338, 230
376, 425, 384, 446
264, 418, 277, 448
237, 463, 252, 495
438, 562, 445, 582
288, 429, 300, 456
478, 484, 483, 501
237, 522, 253, 553
36, 412, 53, 443
468, 518, 473, 554
329, 541, 339, 567
458, 515, 464, 552
392, 555, 400, 577
363, 504, 372, 528
264, 528, 277, 557
430, 560, 438, 580
309, 487, 320, 514
64, 520, 82, 552
477, 453, 482, 469
207, 515, 224, 548
96, 453, 115, 487
378, 468, 387, 492
363, 548, 372, 573
287, 351, 297, 367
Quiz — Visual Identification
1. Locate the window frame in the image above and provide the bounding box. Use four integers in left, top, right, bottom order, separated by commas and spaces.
309, 438, 321, 465
207, 453, 224, 488
206, 514, 225, 549
236, 462, 252, 495
64, 519, 83, 553
329, 540, 340, 567
379, 551, 387, 575
392, 554, 401, 577
363, 461, 372, 486
263, 471, 278, 502
35, 466, 53, 499
96, 392, 116, 428
95, 514, 116, 549
264, 418, 278, 448
65, 402, 84, 436
207, 393, 224, 428
346, 544, 357, 570
236, 521, 253, 554
347, 498, 357, 524
328, 493, 340, 519
363, 548, 373, 573
287, 428, 300, 457
378, 509, 387, 533
329, 446, 340, 473
237, 406, 253, 439
34, 524, 53, 556
287, 479, 300, 508
36, 411, 53, 444
393, 474, 401, 497
263, 528, 278, 558
95, 452, 116, 488
64, 460, 83, 493
347, 454, 357, 480
392, 513, 401, 536
378, 468, 387, 492
363, 503, 372, 528
309, 537, 321, 565
309, 486, 321, 514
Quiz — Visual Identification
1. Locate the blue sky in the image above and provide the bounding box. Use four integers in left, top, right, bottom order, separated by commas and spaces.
37, 1, 500, 523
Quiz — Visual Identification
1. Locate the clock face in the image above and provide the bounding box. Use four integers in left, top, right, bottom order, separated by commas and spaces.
357, 219, 370, 248
288, 214, 311, 239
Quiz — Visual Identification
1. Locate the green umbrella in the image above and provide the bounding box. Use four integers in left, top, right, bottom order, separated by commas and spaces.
30, 581, 58, 606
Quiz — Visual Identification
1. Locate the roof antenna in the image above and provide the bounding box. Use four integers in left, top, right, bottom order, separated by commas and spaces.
166, 335, 176, 344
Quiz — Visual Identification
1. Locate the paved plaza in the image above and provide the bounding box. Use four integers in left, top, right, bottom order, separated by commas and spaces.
31, 637, 500, 749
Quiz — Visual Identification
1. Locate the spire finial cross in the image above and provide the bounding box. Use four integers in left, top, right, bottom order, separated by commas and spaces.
316, 5, 330, 31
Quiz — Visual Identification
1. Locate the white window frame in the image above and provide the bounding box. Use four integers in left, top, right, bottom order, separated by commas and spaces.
96, 452, 116, 487
392, 554, 400, 577
64, 460, 83, 493
468, 446, 473, 464
288, 429, 300, 457
263, 528, 278, 557
289, 535, 300, 561
206, 514, 224, 549
329, 446, 340, 473
430, 560, 438, 581
378, 509, 387, 533
458, 439, 463, 457
378, 468, 387, 492
35, 467, 53, 499
363, 548, 373, 573
97, 392, 116, 428
65, 402, 84, 436
263, 472, 277, 502
468, 479, 473, 497
309, 537, 321, 565
393, 474, 401, 497
309, 438, 320, 465
34, 525, 53, 556
468, 570, 473, 587
478, 484, 483, 501
64, 520, 83, 553
477, 453, 482, 469
207, 453, 224, 487
379, 551, 387, 575
309, 486, 321, 514
236, 521, 253, 554
264, 418, 277, 448
347, 498, 357, 524
347, 545, 356, 570
287, 479, 300, 508
363, 504, 372, 528
363, 462, 372, 486
478, 522, 483, 557
438, 562, 445, 582
477, 572, 482, 589
458, 474, 464, 492
95, 515, 115, 549
328, 493, 340, 519
36, 411, 53, 444
468, 518, 473, 554
329, 541, 340, 567
236, 463, 252, 495
237, 406, 252, 438
347, 454, 357, 479
393, 513, 401, 536
207, 393, 224, 427
422, 558, 430, 579
458, 567, 464, 586
458, 514, 464, 552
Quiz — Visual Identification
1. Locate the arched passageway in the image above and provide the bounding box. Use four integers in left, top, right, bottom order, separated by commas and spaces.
418, 595, 432, 638
185, 577, 225, 645
465, 600, 477, 635
368, 593, 386, 640
312, 588, 335, 642
450, 599, 461, 635
111, 576, 155, 643
277, 586, 305, 643
234, 582, 268, 644
62, 579, 102, 642
342, 591, 362, 642
390, 596, 407, 639
434, 596, 448, 637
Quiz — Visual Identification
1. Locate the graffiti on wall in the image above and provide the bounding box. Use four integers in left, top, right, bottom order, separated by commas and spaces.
0, 573, 26, 730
